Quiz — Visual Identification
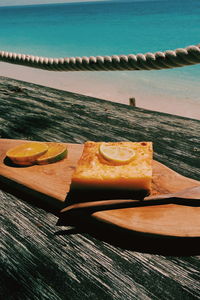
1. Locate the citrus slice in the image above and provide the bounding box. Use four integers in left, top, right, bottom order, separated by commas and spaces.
36, 142, 67, 165
99, 143, 136, 165
6, 142, 48, 165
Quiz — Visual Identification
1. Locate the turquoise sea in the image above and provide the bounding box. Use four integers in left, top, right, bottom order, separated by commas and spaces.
0, 0, 199, 103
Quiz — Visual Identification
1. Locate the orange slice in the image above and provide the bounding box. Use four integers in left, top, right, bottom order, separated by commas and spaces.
36, 142, 67, 165
99, 143, 136, 165
6, 142, 48, 165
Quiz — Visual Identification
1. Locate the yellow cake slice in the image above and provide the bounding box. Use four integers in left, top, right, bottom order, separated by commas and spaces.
72, 141, 153, 194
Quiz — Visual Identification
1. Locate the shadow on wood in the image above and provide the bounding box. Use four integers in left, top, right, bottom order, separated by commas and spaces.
0, 178, 61, 215
56, 213, 200, 256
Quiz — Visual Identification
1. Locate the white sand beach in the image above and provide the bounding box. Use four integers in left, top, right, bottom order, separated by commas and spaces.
0, 62, 200, 120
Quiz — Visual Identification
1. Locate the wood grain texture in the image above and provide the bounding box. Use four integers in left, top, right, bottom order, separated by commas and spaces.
0, 139, 83, 205
1, 77, 200, 300
0, 139, 199, 237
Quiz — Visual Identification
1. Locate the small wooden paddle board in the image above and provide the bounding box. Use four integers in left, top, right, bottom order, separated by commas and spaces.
0, 139, 199, 237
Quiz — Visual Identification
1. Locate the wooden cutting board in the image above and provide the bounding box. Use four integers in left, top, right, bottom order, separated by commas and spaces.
0, 139, 199, 237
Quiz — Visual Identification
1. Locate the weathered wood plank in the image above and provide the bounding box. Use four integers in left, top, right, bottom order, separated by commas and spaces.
0, 76, 200, 300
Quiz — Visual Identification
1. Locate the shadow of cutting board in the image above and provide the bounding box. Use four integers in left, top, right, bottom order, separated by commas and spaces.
0, 138, 199, 237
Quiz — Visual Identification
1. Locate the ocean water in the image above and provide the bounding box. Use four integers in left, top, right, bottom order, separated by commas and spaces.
0, 0, 199, 102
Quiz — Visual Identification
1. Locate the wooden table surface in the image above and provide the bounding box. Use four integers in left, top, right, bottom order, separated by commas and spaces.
0, 76, 200, 300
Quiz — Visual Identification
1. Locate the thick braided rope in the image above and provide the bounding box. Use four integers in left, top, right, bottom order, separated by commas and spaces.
0, 44, 200, 71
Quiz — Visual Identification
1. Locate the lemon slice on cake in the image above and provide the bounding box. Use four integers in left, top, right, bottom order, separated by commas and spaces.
36, 142, 67, 165
6, 142, 48, 165
99, 143, 136, 164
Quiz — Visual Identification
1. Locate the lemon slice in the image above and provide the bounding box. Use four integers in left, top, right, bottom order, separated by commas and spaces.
6, 142, 48, 165
99, 143, 136, 164
36, 142, 67, 165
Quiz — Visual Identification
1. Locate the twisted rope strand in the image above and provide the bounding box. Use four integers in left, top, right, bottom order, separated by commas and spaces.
0, 44, 200, 72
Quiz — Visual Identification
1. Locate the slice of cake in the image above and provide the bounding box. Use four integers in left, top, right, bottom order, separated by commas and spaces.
71, 141, 153, 195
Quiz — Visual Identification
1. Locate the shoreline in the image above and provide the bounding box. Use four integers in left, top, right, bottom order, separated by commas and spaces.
0, 62, 200, 120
